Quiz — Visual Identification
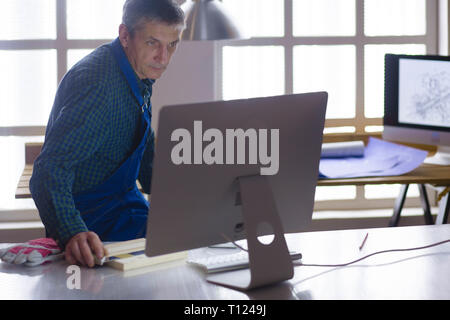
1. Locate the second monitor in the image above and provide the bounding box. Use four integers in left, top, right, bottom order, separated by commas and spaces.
384, 54, 450, 165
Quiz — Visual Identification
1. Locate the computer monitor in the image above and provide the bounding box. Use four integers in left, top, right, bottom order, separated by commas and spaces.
383, 54, 450, 165
145, 92, 327, 290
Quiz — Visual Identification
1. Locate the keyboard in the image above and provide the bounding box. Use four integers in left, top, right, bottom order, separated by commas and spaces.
187, 250, 302, 273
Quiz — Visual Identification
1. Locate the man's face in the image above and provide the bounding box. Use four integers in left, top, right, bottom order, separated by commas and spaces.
119, 19, 182, 80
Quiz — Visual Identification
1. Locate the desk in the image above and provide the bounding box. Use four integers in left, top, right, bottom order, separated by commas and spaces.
1, 224, 449, 300
15, 141, 450, 224
318, 163, 450, 225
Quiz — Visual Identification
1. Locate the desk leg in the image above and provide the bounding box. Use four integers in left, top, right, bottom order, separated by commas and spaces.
418, 184, 434, 225
389, 184, 409, 227
435, 192, 449, 225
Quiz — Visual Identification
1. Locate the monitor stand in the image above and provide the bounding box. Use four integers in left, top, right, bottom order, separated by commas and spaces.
424, 146, 450, 165
207, 175, 294, 291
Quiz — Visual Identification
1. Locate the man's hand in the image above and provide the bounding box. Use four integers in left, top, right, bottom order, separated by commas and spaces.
65, 232, 105, 268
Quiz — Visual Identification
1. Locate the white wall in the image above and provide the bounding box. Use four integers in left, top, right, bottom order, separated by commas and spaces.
150, 0, 220, 132
151, 41, 219, 132
439, 0, 449, 55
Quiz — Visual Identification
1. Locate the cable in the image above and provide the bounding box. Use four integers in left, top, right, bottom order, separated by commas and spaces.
220, 233, 450, 268
296, 239, 450, 268
220, 233, 248, 252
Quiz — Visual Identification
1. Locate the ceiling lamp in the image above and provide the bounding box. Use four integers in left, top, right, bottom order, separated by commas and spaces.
181, 0, 248, 40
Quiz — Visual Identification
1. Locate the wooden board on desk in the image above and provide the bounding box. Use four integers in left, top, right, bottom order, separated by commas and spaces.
16, 164, 33, 199
105, 250, 187, 272
103, 238, 187, 272
15, 188, 32, 199
15, 165, 32, 198
15, 164, 146, 199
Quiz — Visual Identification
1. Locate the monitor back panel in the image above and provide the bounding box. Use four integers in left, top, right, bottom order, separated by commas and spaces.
146, 92, 327, 256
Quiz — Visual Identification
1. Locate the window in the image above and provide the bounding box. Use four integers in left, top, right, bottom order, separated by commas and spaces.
293, 45, 356, 119
222, 46, 285, 100
218, 0, 438, 208
0, 0, 123, 210
0, 0, 441, 212
66, 0, 123, 39
0, 0, 57, 40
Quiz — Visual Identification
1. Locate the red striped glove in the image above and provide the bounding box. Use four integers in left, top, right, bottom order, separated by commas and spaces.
0, 238, 63, 267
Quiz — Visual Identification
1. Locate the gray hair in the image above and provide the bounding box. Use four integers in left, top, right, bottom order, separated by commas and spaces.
122, 0, 185, 36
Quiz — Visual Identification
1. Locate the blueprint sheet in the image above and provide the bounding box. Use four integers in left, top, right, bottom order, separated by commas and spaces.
319, 137, 428, 179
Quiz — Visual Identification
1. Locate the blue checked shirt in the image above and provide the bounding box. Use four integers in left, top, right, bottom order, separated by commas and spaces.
29, 41, 155, 248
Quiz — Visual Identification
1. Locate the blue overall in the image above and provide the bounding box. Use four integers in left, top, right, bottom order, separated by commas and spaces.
72, 38, 152, 241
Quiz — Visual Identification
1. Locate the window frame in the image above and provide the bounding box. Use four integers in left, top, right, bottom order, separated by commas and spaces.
0, 0, 114, 135
0, 0, 440, 135
215, 0, 438, 131
214, 0, 439, 210
0, 0, 442, 215
0, 0, 115, 215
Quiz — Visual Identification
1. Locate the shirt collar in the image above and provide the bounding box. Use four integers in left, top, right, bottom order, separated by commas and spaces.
139, 78, 155, 96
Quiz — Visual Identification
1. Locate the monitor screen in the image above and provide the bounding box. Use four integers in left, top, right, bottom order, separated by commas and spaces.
383, 54, 450, 164
398, 58, 450, 129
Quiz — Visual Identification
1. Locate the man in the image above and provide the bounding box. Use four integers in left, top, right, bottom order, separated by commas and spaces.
28, 0, 185, 268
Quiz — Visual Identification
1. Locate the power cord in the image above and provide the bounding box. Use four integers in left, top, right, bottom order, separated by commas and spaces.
296, 239, 450, 268
220, 232, 450, 268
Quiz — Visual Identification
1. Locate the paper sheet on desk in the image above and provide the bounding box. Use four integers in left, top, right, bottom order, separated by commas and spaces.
319, 137, 428, 179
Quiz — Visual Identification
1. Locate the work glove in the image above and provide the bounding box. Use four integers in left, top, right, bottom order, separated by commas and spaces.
0, 238, 63, 267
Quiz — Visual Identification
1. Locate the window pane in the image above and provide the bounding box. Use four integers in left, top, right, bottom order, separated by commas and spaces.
222, 46, 284, 100
0, 0, 56, 40
67, 49, 95, 70
364, 44, 426, 118
365, 125, 383, 133
0, 50, 57, 126
324, 127, 356, 134
222, 0, 284, 37
364, 0, 426, 36
293, 0, 355, 36
67, 0, 123, 39
365, 184, 419, 199
294, 45, 356, 119
315, 186, 356, 201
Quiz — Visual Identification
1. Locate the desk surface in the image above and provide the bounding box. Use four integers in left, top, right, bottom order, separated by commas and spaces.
15, 162, 450, 198
318, 162, 450, 186
1, 224, 449, 300
15, 138, 450, 198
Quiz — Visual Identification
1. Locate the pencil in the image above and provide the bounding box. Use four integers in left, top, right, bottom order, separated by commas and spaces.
359, 232, 369, 250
